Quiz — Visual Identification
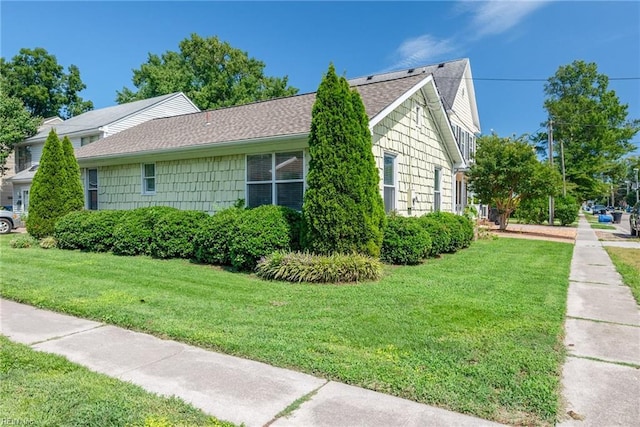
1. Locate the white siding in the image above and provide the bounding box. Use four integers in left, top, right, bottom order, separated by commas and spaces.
105, 94, 199, 136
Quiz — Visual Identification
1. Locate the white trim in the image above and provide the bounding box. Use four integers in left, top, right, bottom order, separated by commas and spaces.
141, 163, 156, 195
383, 152, 398, 213
369, 75, 434, 129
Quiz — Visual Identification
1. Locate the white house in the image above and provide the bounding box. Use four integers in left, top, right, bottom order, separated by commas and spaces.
74, 60, 481, 216
3, 92, 199, 213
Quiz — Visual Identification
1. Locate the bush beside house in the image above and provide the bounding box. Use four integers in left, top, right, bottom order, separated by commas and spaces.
51, 205, 474, 283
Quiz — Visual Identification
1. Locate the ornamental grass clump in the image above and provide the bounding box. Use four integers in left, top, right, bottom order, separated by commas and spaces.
256, 251, 382, 283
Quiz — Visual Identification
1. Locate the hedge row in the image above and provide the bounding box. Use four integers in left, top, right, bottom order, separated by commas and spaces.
381, 212, 474, 265
54, 205, 301, 271
53, 206, 474, 273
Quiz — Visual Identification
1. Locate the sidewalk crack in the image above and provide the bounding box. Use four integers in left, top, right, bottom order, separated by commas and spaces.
566, 315, 640, 328
567, 354, 640, 369
29, 323, 106, 346
264, 379, 330, 426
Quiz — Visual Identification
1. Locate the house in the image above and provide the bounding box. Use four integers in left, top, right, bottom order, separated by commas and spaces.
350, 59, 481, 214
74, 59, 481, 216
2, 92, 200, 213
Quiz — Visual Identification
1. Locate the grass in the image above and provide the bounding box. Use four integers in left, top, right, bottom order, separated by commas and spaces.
0, 235, 573, 426
0, 336, 233, 427
605, 247, 640, 304
583, 212, 617, 230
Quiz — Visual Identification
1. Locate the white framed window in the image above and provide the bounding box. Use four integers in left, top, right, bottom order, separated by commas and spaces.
16, 146, 31, 173
434, 167, 442, 212
87, 168, 98, 210
142, 163, 156, 195
246, 151, 304, 210
81, 135, 100, 146
383, 153, 397, 213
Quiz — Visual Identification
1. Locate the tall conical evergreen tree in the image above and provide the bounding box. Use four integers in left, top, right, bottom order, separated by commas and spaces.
61, 135, 85, 212
27, 130, 66, 238
302, 64, 385, 257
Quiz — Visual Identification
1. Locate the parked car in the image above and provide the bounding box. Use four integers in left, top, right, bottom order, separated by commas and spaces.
0, 209, 22, 234
630, 202, 640, 237
591, 205, 608, 215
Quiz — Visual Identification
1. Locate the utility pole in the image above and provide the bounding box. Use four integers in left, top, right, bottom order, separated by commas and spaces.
633, 168, 640, 203
548, 119, 554, 225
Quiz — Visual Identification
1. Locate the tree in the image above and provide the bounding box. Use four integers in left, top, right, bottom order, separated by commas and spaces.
302, 64, 385, 257
468, 134, 560, 230
0, 92, 40, 174
0, 47, 93, 119
540, 60, 639, 201
27, 130, 66, 238
116, 34, 298, 109
61, 136, 85, 212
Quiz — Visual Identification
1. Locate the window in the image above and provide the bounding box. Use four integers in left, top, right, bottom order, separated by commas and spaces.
142, 163, 156, 194
81, 135, 100, 146
16, 146, 31, 173
434, 167, 442, 212
87, 169, 98, 210
414, 104, 424, 128
383, 153, 396, 213
246, 151, 304, 210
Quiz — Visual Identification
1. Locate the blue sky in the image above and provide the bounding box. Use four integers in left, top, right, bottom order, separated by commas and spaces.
1, 1, 639, 153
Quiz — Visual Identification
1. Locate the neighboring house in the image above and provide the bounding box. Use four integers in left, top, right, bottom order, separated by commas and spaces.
3, 92, 200, 213
75, 59, 481, 216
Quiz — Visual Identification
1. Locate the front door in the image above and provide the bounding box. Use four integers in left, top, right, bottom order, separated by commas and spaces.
22, 190, 29, 214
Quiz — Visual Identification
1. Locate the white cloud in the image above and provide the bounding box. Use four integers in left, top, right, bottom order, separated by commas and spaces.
466, 0, 549, 38
392, 34, 457, 69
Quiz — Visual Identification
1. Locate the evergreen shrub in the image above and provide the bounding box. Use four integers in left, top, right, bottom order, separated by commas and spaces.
26, 130, 66, 238
513, 197, 548, 224
111, 206, 178, 256
381, 214, 432, 265
229, 205, 298, 271
256, 251, 382, 283
302, 64, 385, 257
54, 210, 120, 252
419, 214, 452, 256
193, 208, 244, 265
149, 209, 208, 259
555, 195, 579, 226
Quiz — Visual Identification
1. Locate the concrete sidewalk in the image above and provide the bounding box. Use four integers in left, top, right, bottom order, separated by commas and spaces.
0, 298, 500, 427
558, 215, 640, 426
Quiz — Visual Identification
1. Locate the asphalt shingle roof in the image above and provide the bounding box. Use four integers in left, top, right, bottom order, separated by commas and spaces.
348, 58, 468, 111
75, 74, 427, 160
26, 93, 182, 141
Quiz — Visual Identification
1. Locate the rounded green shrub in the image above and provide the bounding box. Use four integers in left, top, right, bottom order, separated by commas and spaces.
193, 208, 244, 265
555, 195, 579, 226
513, 197, 548, 225
111, 206, 178, 256
256, 251, 382, 283
229, 205, 296, 271
381, 214, 432, 265
54, 210, 120, 252
419, 214, 452, 256
454, 214, 475, 249
149, 209, 208, 259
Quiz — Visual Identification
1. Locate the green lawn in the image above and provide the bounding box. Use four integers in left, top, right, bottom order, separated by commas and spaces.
0, 336, 232, 427
0, 235, 573, 426
605, 247, 640, 304
584, 212, 617, 229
